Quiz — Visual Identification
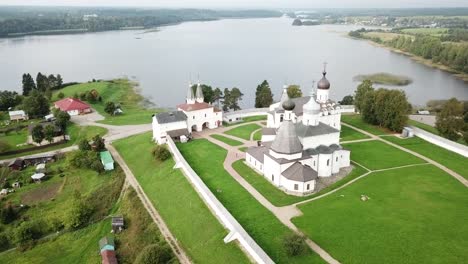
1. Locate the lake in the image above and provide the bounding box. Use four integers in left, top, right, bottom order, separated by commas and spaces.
1, 17, 467, 108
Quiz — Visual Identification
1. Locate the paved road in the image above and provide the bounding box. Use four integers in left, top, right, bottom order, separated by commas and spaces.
409, 114, 436, 126
107, 144, 191, 264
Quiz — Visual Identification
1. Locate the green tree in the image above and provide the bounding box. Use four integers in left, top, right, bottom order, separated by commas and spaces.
435, 98, 465, 141
78, 139, 91, 151
57, 92, 65, 99
339, 95, 354, 105
283, 234, 307, 257
0, 90, 22, 111
0, 204, 17, 224
55, 110, 71, 140
104, 102, 116, 115
92, 135, 105, 151
354, 80, 374, 113
22, 73, 36, 96
229, 87, 243, 111
65, 192, 93, 230
287, 84, 302, 99
36, 72, 49, 92
222, 88, 231, 112
255, 80, 274, 108
22, 90, 50, 118
134, 244, 174, 264
56, 74, 63, 89
15, 222, 36, 246
31, 125, 45, 145
86, 91, 96, 103
152, 145, 171, 161
213, 87, 223, 108
44, 125, 56, 144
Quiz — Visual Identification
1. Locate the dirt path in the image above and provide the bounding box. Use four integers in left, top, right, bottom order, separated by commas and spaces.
107, 144, 192, 264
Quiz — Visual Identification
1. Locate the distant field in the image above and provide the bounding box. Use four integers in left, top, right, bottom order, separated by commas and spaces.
53, 79, 159, 125
293, 165, 468, 264
401, 27, 448, 36
362, 31, 404, 41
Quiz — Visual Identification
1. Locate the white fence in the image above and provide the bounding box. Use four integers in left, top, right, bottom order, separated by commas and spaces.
166, 138, 274, 264
409, 126, 468, 157
340, 105, 355, 113
223, 108, 269, 123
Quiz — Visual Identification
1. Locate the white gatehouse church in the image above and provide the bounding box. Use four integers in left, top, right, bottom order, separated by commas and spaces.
152, 82, 223, 144
246, 70, 351, 195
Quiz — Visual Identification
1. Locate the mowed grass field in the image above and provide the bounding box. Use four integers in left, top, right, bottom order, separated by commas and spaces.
341, 115, 391, 135
340, 125, 370, 141
292, 165, 468, 264
383, 136, 468, 179
177, 139, 325, 264
343, 140, 425, 170
210, 134, 243, 146
224, 123, 262, 140
113, 133, 249, 264
53, 79, 158, 125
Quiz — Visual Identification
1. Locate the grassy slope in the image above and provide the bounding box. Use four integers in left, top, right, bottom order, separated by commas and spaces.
293, 165, 468, 264
210, 134, 243, 146
340, 125, 370, 141
225, 124, 261, 140
341, 115, 391, 135
407, 119, 467, 146
53, 79, 158, 125
177, 139, 325, 264
223, 115, 267, 127
113, 133, 249, 264
343, 140, 425, 170
383, 136, 468, 179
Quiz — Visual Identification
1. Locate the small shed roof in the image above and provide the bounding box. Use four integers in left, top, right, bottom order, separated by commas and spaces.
31, 173, 45, 180
99, 236, 115, 250
36, 163, 46, 170
111, 216, 124, 226
100, 151, 114, 164
9, 110, 26, 116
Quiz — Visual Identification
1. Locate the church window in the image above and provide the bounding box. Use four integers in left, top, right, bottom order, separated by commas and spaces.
327, 159, 330, 166
193, 116, 195, 119
205, 114, 207, 117
260, 165, 262, 170
255, 161, 256, 166
272, 175, 274, 181
307, 184, 310, 190
336, 157, 338, 162
294, 184, 298, 190
313, 161, 316, 167
280, 115, 284, 122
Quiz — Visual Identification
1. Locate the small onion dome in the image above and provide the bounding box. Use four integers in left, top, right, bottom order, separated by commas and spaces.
282, 99, 295, 111
303, 97, 321, 113
317, 71, 330, 90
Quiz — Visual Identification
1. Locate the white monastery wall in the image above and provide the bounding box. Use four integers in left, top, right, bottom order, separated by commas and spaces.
409, 126, 468, 157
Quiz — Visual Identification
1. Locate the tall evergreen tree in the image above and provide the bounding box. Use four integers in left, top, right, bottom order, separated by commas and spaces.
36, 72, 49, 92
436, 98, 465, 141
23, 90, 50, 118
22, 73, 36, 96
255, 80, 273, 108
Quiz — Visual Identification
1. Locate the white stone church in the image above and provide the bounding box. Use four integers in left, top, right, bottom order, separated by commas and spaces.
246, 70, 351, 195
152, 82, 223, 144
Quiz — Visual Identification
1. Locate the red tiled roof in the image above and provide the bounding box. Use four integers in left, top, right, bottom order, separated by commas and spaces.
177, 102, 213, 112
101, 250, 118, 264
54, 98, 90, 111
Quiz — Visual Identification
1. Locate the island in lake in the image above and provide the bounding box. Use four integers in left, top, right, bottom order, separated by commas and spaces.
353, 72, 413, 86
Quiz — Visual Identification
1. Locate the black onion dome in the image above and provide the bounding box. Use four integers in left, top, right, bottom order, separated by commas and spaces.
317, 71, 330, 90
282, 99, 296, 111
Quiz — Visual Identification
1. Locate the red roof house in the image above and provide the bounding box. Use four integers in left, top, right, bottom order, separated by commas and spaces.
54, 98, 91, 116
101, 250, 118, 264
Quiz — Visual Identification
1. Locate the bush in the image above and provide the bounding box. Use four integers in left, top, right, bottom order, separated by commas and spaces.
151, 145, 171, 161
283, 233, 308, 257
0, 232, 11, 251
65, 192, 93, 230
78, 139, 91, 151
134, 243, 174, 264
0, 204, 18, 224
69, 150, 103, 173
57, 92, 65, 99
14, 221, 42, 246
0, 140, 12, 153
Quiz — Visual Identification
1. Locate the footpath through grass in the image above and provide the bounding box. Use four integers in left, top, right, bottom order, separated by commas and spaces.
343, 140, 425, 170
177, 139, 325, 264
53, 79, 159, 125
383, 136, 468, 179
293, 165, 468, 264
225, 123, 262, 140
113, 133, 249, 264
210, 134, 243, 146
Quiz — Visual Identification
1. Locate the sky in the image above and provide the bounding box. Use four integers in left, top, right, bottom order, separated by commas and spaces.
1, 0, 468, 8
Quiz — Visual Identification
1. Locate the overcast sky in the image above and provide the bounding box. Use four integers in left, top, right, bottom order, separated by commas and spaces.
1, 0, 468, 8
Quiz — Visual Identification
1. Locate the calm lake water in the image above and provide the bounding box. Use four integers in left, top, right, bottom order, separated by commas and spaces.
1, 17, 467, 108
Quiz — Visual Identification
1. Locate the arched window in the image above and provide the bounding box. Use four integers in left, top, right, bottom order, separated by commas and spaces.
272, 175, 274, 181
336, 157, 338, 162
307, 184, 310, 190
280, 115, 284, 122
327, 159, 330, 166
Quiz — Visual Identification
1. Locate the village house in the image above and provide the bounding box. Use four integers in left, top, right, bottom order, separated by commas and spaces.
152, 82, 223, 144
54, 97, 91, 116
8, 110, 28, 121
99, 237, 118, 264
100, 151, 115, 171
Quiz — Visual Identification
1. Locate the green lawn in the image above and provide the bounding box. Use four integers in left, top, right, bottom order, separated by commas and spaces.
177, 139, 325, 264
0, 124, 107, 159
340, 125, 370, 141
210, 134, 243, 146
341, 115, 391, 135
238, 147, 247, 152
233, 160, 369, 206
292, 165, 468, 264
253, 129, 262, 141
223, 115, 267, 127
224, 124, 262, 141
0, 129, 28, 146
53, 79, 159, 125
343, 140, 425, 170
383, 136, 468, 179
113, 133, 249, 264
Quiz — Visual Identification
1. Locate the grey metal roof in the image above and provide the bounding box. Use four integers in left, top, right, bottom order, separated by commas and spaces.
295, 122, 340, 138
316, 145, 334, 154
270, 120, 303, 154
247, 146, 269, 163
303, 148, 319, 156
155, 111, 187, 124
281, 162, 318, 182
167, 128, 189, 137
187, 84, 195, 100
262, 128, 276, 136
329, 144, 342, 151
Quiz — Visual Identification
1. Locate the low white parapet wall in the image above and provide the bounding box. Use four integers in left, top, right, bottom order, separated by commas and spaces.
223, 108, 269, 123
166, 137, 274, 264
409, 126, 468, 157
340, 105, 355, 113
